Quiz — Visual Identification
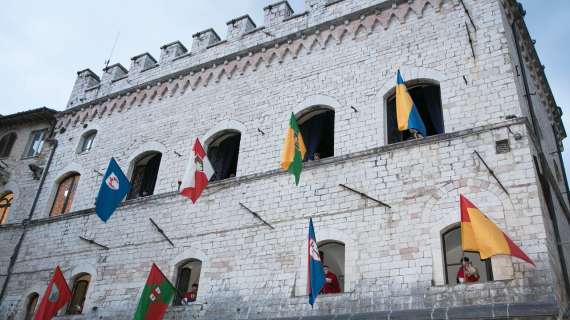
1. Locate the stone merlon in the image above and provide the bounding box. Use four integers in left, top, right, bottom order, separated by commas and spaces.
160, 41, 187, 63
129, 52, 157, 76
191, 28, 221, 53
226, 15, 256, 41
66, 69, 100, 108
101, 63, 128, 83
264, 1, 294, 26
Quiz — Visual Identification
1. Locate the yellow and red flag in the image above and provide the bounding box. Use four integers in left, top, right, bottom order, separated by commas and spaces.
460, 194, 534, 266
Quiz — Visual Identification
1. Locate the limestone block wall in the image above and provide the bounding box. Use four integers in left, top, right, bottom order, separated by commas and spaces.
0, 121, 561, 319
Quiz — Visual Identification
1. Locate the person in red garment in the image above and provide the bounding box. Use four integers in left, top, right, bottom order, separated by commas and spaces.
456, 257, 480, 283
320, 265, 341, 294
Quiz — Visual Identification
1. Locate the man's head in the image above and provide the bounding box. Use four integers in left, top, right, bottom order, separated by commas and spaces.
323, 265, 329, 273
462, 257, 470, 265
191, 283, 198, 291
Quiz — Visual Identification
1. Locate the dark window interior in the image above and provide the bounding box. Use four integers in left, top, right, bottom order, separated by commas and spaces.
298, 108, 334, 161
174, 260, 202, 305
442, 226, 492, 285
128, 152, 162, 200
174, 267, 192, 305
207, 132, 241, 181
0, 133, 16, 158
24, 292, 39, 320
66, 274, 90, 315
387, 83, 443, 144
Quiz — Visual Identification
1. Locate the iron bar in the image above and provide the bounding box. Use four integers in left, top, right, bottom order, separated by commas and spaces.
339, 184, 391, 208
473, 150, 509, 195
149, 218, 175, 247
239, 202, 275, 229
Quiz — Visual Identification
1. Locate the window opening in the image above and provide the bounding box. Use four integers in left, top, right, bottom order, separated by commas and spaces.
127, 152, 162, 200
387, 82, 443, 144
50, 174, 80, 216
174, 259, 202, 305
0, 192, 13, 224
442, 225, 492, 284
24, 292, 39, 320
24, 129, 47, 158
298, 108, 334, 161
318, 240, 345, 293
79, 131, 97, 153
207, 132, 241, 181
66, 274, 91, 315
0, 133, 17, 158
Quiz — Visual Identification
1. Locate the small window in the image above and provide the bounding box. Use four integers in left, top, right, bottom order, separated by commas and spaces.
442, 225, 492, 285
78, 130, 97, 153
387, 81, 444, 144
23, 129, 47, 158
127, 152, 162, 200
318, 240, 345, 294
24, 292, 39, 320
50, 173, 80, 216
0, 192, 13, 224
174, 259, 202, 305
298, 107, 334, 161
66, 274, 91, 315
207, 131, 241, 181
0, 133, 17, 158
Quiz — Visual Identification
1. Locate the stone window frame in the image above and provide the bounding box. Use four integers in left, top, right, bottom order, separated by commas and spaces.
202, 119, 247, 180
318, 240, 346, 294
76, 129, 98, 154
0, 132, 17, 159
295, 105, 335, 162
204, 130, 241, 182
172, 258, 203, 306
126, 151, 163, 200
65, 273, 91, 315
49, 172, 81, 217
169, 247, 209, 306
23, 292, 39, 320
22, 128, 48, 159
125, 141, 167, 200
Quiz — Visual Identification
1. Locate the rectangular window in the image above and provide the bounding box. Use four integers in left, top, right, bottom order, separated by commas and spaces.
23, 129, 47, 158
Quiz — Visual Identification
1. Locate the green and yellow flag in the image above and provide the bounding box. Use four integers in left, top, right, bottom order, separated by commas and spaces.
281, 113, 307, 185
134, 263, 176, 320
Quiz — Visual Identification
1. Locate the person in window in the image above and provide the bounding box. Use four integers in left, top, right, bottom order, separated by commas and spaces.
456, 257, 480, 283
320, 265, 341, 294
182, 283, 198, 304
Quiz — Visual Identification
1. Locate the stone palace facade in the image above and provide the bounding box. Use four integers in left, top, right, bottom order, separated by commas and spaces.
1, 0, 569, 319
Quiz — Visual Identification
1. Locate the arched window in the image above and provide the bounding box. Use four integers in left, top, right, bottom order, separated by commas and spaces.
0, 192, 13, 224
78, 130, 97, 153
0, 132, 17, 158
318, 240, 345, 293
386, 80, 444, 144
442, 225, 492, 285
50, 173, 80, 217
66, 273, 91, 315
174, 259, 202, 305
23, 292, 39, 320
298, 107, 334, 161
207, 131, 241, 181
127, 152, 162, 200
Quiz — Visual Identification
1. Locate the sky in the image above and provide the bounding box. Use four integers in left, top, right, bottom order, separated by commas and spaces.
0, 0, 568, 162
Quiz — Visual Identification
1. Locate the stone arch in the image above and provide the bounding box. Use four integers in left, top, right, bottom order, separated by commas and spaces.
169, 247, 209, 303
126, 143, 166, 198
65, 262, 97, 315
75, 125, 100, 154
18, 284, 43, 320
421, 178, 515, 285
295, 224, 358, 296
45, 163, 85, 217
201, 119, 246, 149
126, 141, 167, 173
202, 120, 245, 180
376, 66, 449, 145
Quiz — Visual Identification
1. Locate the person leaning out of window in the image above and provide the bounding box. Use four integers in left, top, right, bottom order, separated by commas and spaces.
456, 257, 480, 284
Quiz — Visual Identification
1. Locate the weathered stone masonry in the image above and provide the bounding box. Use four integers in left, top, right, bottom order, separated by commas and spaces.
0, 0, 569, 319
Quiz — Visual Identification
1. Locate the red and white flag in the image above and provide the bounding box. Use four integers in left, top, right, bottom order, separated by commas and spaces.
180, 138, 214, 203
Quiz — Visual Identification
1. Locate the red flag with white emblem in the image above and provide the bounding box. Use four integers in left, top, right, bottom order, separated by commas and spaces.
180, 138, 214, 203
34, 266, 72, 320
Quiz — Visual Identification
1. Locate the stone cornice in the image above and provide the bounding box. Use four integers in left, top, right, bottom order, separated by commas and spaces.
501, 0, 566, 144
56, 0, 455, 130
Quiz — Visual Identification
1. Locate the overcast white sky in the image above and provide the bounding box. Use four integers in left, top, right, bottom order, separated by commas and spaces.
0, 0, 568, 166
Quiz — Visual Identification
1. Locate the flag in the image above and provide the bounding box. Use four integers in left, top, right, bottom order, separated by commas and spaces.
307, 218, 326, 306
180, 138, 214, 203
34, 266, 72, 320
95, 158, 131, 222
396, 70, 426, 136
460, 194, 534, 265
280, 113, 307, 185
134, 263, 176, 320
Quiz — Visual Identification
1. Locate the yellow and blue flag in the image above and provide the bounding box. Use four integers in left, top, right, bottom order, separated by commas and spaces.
307, 218, 325, 306
396, 70, 426, 136
95, 158, 131, 222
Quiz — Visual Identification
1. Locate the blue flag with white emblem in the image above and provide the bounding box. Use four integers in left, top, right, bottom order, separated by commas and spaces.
95, 158, 131, 222
308, 218, 326, 306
